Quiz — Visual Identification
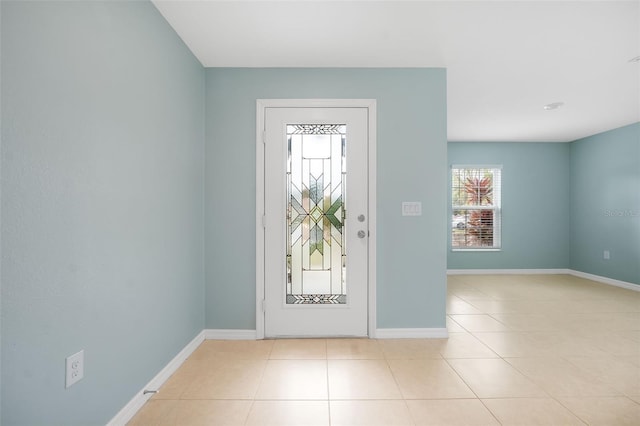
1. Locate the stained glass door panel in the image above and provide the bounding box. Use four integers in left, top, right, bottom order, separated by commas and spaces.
263, 105, 371, 337
286, 124, 346, 304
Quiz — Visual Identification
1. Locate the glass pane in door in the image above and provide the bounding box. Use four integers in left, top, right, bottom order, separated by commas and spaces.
286, 124, 346, 304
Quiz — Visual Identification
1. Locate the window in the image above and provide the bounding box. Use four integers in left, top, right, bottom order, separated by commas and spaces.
451, 166, 502, 250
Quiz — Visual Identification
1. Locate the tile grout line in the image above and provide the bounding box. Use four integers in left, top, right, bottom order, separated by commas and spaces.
445, 297, 539, 426
324, 339, 333, 426
245, 340, 275, 425
441, 356, 504, 425
383, 355, 417, 426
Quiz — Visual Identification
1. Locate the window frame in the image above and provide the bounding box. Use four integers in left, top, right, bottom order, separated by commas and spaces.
450, 165, 502, 251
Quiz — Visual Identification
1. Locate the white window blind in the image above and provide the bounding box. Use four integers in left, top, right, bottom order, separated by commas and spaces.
451, 166, 502, 250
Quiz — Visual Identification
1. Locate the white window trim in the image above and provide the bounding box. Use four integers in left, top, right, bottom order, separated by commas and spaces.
450, 165, 502, 251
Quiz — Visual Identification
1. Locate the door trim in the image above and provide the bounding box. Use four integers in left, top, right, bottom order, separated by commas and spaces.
256, 99, 377, 339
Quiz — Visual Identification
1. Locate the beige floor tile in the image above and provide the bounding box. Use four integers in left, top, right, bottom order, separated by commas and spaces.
482, 398, 584, 425
447, 296, 483, 314
548, 334, 610, 357
330, 400, 414, 426
269, 339, 327, 359
558, 276, 633, 297
446, 275, 466, 284
489, 313, 562, 331
326, 338, 384, 359
127, 399, 178, 426
626, 330, 640, 343
474, 331, 608, 358
464, 278, 551, 300
531, 299, 599, 314
555, 312, 640, 333
512, 283, 574, 300
174, 400, 252, 426
245, 401, 330, 426
192, 339, 274, 360
181, 359, 266, 399
448, 286, 494, 301
446, 317, 467, 332
618, 354, 640, 368
388, 359, 475, 399
255, 360, 328, 400
438, 332, 499, 359
506, 357, 620, 397
379, 339, 443, 359
605, 312, 639, 330
560, 298, 640, 313
565, 356, 640, 397
457, 274, 525, 288
152, 367, 200, 400
460, 299, 512, 314
582, 331, 640, 356
406, 399, 499, 426
472, 332, 556, 357
447, 358, 547, 398
328, 360, 402, 399
559, 396, 640, 426
465, 299, 560, 314
171, 355, 218, 376
448, 314, 510, 332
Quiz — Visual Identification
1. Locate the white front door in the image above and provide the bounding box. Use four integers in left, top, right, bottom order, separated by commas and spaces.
260, 103, 374, 337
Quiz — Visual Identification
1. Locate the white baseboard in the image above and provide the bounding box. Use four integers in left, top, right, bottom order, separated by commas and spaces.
107, 330, 205, 426
204, 329, 257, 340
568, 270, 639, 292
447, 269, 570, 275
375, 328, 449, 339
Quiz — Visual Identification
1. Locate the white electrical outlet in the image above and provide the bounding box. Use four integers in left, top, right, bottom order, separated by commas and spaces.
65, 350, 84, 388
603, 250, 610, 260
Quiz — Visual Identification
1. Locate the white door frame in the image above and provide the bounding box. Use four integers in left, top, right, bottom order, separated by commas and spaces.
256, 99, 377, 340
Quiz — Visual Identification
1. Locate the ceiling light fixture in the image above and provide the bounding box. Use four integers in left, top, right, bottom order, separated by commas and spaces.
543, 102, 564, 111
628, 56, 640, 63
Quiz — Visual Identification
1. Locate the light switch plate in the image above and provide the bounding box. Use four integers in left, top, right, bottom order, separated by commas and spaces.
402, 202, 422, 216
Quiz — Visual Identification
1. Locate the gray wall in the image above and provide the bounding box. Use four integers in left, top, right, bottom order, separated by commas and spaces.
447, 142, 571, 270
205, 68, 448, 330
570, 123, 640, 284
1, 1, 205, 424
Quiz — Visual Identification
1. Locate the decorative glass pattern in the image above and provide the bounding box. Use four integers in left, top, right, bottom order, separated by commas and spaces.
287, 124, 347, 305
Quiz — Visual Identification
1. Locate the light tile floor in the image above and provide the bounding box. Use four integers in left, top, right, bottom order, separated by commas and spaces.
128, 274, 640, 425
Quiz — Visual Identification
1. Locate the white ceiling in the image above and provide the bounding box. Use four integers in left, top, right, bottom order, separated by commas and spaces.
152, 0, 640, 142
